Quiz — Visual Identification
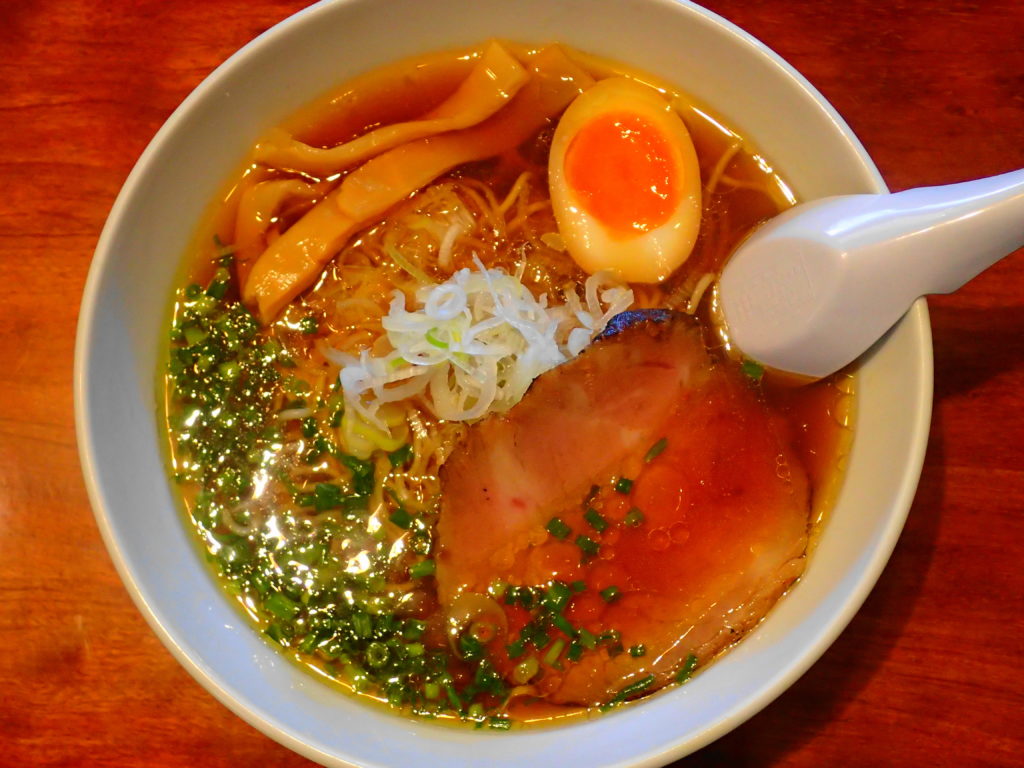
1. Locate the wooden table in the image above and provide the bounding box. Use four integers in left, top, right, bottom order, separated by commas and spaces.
2, 1, 1021, 765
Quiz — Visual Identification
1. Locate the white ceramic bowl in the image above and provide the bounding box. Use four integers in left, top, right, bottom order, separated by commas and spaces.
74, 0, 932, 765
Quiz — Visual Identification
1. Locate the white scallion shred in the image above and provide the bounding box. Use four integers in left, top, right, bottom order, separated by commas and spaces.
336, 258, 633, 429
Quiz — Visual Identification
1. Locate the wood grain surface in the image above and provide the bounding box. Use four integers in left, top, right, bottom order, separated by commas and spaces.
1, 1, 1021, 766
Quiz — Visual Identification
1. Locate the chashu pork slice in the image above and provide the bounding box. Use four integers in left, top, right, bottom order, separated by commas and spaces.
435, 311, 810, 706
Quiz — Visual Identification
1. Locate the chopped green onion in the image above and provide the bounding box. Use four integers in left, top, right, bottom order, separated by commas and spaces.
575, 534, 599, 557
423, 681, 441, 700
405, 642, 425, 658
512, 655, 539, 684
206, 278, 229, 299
444, 683, 463, 711
297, 632, 320, 654
212, 234, 235, 258
459, 634, 484, 660
402, 619, 426, 640
219, 541, 253, 566
283, 376, 311, 396
516, 588, 536, 609
644, 437, 668, 462
409, 559, 436, 579
505, 585, 537, 609
741, 359, 765, 381
249, 572, 270, 596
583, 507, 608, 532
571, 580, 587, 593
578, 628, 597, 650
506, 638, 526, 659
614, 477, 634, 494
388, 443, 413, 467
676, 653, 699, 683
621, 673, 655, 697
183, 326, 208, 346
471, 662, 506, 697
628, 644, 646, 658
487, 580, 508, 600
517, 623, 535, 644
217, 361, 241, 381
624, 507, 646, 527
599, 585, 621, 603
298, 315, 319, 335
313, 483, 345, 512
425, 328, 449, 349
264, 593, 299, 621
375, 614, 399, 636
340, 455, 374, 496
542, 581, 572, 612
488, 716, 512, 731
551, 613, 577, 638
329, 406, 344, 428
566, 641, 584, 662
300, 416, 318, 438
542, 638, 566, 666
264, 622, 287, 645
545, 517, 571, 539
605, 674, 655, 708
351, 612, 372, 638
389, 507, 413, 529
529, 628, 551, 650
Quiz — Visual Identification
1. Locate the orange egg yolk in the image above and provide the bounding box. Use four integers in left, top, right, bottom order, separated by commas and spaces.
564, 111, 679, 236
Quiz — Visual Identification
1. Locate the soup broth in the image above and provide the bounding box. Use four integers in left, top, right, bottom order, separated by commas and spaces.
164, 41, 853, 728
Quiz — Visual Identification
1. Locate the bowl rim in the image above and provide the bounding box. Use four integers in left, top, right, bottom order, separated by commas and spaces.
74, 0, 933, 765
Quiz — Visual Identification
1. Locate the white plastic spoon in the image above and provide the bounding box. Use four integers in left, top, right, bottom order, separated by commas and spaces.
717, 168, 1024, 379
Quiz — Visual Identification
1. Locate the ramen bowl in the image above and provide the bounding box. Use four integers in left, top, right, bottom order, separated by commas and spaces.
74, 0, 931, 765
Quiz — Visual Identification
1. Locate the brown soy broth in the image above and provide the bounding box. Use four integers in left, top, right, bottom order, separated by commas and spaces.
165, 41, 853, 727
765, 373, 855, 529
285, 50, 477, 148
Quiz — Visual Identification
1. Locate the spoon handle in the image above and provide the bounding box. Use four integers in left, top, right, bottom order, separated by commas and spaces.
863, 168, 1024, 295
718, 168, 1024, 379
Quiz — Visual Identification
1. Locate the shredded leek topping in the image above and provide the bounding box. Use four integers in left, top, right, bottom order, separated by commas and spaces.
335, 261, 633, 429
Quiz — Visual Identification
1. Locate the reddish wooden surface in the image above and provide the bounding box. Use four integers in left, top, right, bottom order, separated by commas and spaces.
1, 1, 1021, 766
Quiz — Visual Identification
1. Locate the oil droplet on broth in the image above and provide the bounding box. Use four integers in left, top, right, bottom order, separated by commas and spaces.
834, 372, 856, 396
831, 394, 854, 429
668, 522, 690, 545
775, 453, 793, 483
647, 527, 671, 551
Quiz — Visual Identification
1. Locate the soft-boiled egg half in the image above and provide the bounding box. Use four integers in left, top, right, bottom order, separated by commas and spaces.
548, 77, 702, 282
